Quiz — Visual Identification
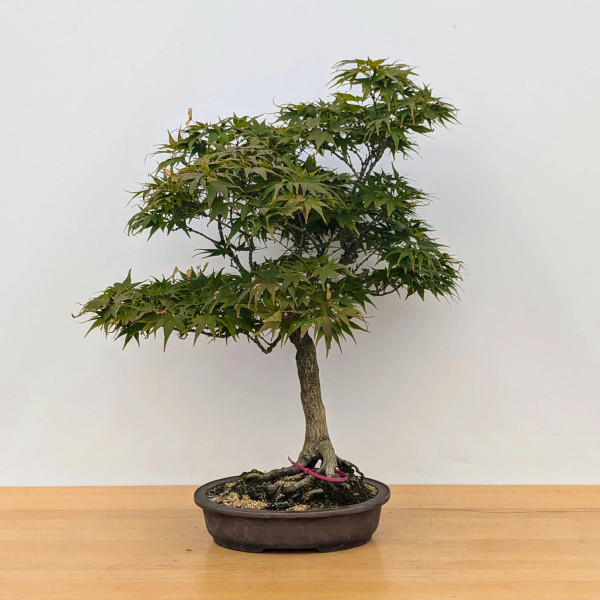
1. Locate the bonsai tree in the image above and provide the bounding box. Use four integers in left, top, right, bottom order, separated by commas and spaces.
78, 58, 460, 505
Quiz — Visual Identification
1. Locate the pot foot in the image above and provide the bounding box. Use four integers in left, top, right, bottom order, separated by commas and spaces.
316, 536, 371, 552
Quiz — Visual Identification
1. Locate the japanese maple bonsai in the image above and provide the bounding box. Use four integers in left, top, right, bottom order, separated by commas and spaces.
79, 58, 460, 512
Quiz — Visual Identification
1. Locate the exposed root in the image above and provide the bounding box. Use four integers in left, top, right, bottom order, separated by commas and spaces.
209, 456, 376, 511
242, 465, 301, 483
277, 474, 314, 495
302, 487, 324, 502
336, 456, 365, 481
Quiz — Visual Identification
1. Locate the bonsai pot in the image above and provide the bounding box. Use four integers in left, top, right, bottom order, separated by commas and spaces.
194, 476, 391, 553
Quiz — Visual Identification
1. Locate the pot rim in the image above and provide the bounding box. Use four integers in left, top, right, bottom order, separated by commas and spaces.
194, 475, 390, 519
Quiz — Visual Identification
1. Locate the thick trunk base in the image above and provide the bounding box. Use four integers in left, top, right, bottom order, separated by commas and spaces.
215, 461, 376, 511
220, 333, 375, 510
290, 332, 339, 477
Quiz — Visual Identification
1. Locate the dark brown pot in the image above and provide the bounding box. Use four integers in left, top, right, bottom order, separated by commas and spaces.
194, 476, 390, 553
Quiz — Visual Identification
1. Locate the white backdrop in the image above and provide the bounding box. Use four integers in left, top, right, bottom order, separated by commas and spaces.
1, 0, 599, 486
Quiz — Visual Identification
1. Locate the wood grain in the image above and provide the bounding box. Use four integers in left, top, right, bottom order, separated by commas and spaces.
1, 485, 600, 599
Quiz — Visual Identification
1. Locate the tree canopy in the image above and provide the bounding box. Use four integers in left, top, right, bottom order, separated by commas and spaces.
79, 58, 461, 354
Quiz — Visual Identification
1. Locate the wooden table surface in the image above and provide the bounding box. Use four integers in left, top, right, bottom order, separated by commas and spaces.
1, 485, 600, 599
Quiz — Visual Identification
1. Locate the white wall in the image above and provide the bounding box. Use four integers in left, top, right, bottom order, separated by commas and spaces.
1, 0, 599, 486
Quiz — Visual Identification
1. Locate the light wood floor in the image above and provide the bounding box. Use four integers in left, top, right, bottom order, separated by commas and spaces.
1, 485, 600, 599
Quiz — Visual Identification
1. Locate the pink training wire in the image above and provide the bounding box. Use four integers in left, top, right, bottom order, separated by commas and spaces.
288, 456, 348, 482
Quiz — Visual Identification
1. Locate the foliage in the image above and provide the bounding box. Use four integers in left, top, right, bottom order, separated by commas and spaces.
78, 58, 461, 354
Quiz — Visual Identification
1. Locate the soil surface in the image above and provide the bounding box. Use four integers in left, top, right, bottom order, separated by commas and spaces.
208, 471, 377, 511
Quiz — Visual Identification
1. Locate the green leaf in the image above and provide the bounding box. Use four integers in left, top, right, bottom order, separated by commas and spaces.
78, 58, 461, 356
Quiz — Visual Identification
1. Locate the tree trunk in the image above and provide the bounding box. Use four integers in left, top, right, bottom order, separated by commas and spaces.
290, 332, 337, 477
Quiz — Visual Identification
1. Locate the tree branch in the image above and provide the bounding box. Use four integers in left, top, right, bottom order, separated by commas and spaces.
330, 149, 358, 176
185, 226, 221, 247
353, 249, 379, 271
248, 234, 256, 270
249, 333, 281, 354
216, 215, 246, 273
